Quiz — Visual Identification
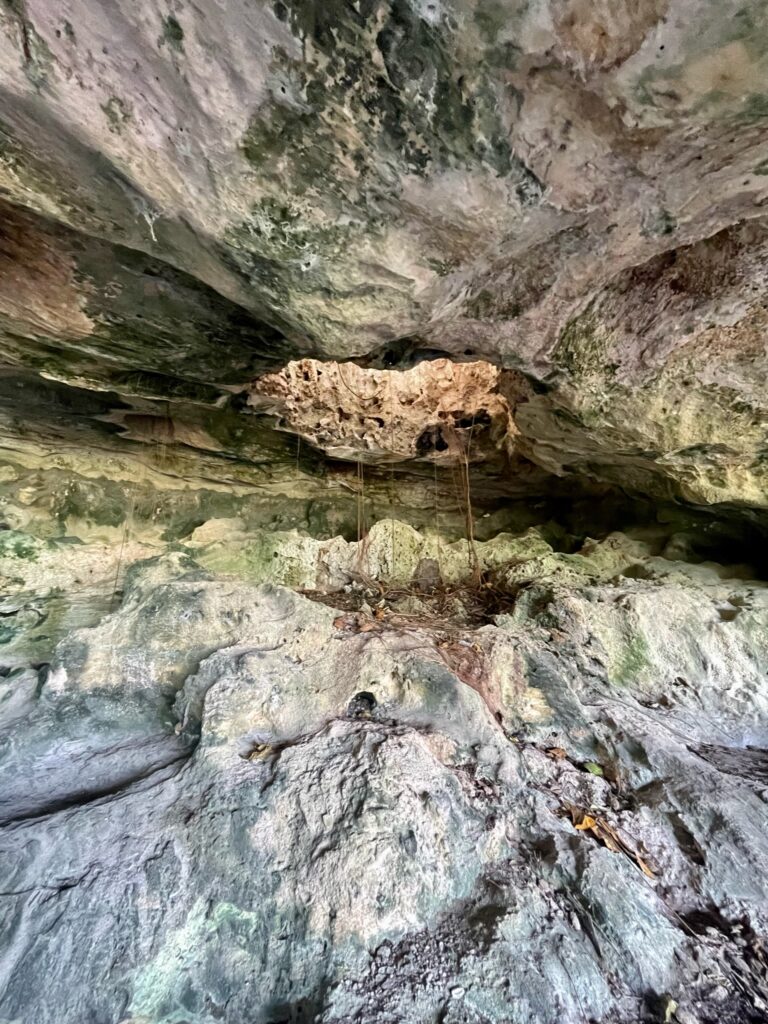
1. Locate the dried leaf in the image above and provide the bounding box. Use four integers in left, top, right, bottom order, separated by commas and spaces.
574, 815, 597, 831
248, 743, 272, 761
547, 747, 568, 760
571, 807, 656, 879
637, 856, 656, 879
596, 826, 622, 853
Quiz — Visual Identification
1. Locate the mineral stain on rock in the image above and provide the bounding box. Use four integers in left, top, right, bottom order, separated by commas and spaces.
1, 1, 768, 1022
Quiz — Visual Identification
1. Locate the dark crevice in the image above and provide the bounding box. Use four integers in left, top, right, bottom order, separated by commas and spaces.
0, 744, 193, 828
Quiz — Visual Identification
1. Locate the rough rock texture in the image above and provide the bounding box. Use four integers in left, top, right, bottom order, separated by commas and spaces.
2, 3, 768, 1021
0, 0, 766, 504
2, 541, 768, 1023
249, 358, 523, 465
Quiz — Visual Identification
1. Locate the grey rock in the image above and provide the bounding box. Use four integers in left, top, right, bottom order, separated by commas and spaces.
1, 560, 767, 1022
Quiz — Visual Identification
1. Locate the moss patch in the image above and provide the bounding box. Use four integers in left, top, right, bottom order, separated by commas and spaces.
613, 632, 650, 686
159, 14, 184, 52
554, 307, 613, 379
0, 530, 42, 560
739, 92, 768, 122
241, 0, 530, 193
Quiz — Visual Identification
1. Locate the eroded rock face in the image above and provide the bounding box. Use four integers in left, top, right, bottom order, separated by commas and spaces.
249, 358, 525, 464
0, 1, 765, 505
2, 4, 768, 1021
2, 544, 768, 1023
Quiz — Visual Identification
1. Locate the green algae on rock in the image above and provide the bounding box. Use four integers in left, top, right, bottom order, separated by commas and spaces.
1, 2, 768, 1022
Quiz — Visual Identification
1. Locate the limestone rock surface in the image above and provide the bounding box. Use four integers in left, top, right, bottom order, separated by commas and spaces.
2, 539, 768, 1022
2, 3, 768, 1021
0, 0, 765, 505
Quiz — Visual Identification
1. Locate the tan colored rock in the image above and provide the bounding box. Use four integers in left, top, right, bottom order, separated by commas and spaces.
552, 0, 669, 73
0, 200, 93, 341
249, 358, 527, 465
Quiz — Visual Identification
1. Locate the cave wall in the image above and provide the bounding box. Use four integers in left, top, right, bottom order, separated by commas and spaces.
0, 3, 768, 1023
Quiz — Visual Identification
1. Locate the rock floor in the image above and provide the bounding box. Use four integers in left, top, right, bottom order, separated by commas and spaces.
2, 530, 768, 1024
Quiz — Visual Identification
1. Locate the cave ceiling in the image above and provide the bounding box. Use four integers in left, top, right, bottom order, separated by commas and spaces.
0, 0, 764, 513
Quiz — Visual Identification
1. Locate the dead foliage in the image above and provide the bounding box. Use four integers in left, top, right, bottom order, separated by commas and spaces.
546, 746, 569, 760
332, 610, 383, 634
306, 568, 518, 631
568, 805, 656, 879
